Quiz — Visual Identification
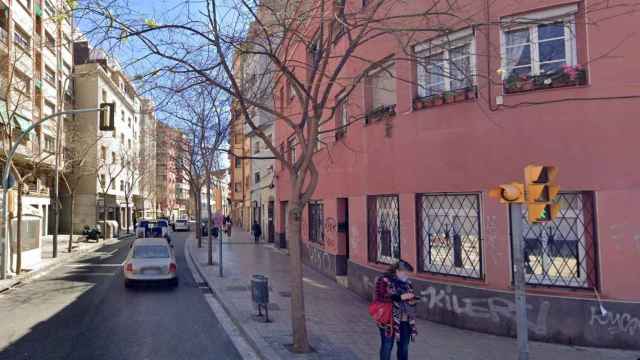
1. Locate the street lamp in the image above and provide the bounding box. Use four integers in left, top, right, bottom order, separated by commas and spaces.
0, 104, 115, 280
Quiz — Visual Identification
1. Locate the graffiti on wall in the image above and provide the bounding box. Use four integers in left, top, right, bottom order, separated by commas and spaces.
325, 217, 337, 248
308, 244, 333, 274
589, 306, 640, 337
419, 285, 551, 335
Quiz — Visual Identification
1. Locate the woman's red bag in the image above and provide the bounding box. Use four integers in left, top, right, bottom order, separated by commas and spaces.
368, 302, 392, 325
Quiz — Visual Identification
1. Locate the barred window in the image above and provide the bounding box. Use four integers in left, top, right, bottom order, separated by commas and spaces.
308, 201, 324, 245
418, 193, 482, 278
367, 195, 400, 264
517, 192, 598, 288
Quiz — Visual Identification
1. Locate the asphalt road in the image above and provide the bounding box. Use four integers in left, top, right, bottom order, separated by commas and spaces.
0, 230, 242, 360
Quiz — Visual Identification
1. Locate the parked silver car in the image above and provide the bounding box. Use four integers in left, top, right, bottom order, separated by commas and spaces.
123, 238, 178, 288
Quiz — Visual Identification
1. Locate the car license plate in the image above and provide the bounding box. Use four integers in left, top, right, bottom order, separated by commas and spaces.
142, 268, 160, 275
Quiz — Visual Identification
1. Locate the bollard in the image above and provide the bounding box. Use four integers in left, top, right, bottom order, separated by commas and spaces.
251, 274, 270, 322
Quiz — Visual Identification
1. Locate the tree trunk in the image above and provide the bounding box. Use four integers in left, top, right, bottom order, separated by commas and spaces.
206, 175, 213, 265
16, 186, 22, 275
103, 195, 108, 242
286, 198, 311, 353
125, 198, 129, 234
68, 193, 75, 253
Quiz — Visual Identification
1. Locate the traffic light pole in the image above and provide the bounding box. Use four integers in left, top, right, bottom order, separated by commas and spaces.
510, 203, 529, 360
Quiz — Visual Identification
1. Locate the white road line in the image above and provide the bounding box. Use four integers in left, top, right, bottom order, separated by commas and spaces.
65, 263, 123, 267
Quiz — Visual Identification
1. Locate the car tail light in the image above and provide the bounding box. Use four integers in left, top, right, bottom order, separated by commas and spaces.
169, 263, 177, 273
125, 263, 133, 272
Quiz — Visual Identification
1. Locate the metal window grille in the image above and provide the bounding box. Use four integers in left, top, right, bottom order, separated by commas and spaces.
418, 193, 482, 278
308, 201, 324, 245
516, 192, 598, 288
368, 195, 400, 264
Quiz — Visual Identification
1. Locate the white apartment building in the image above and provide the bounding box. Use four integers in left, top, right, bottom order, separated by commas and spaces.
70, 41, 143, 234
138, 97, 157, 219
0, 0, 74, 272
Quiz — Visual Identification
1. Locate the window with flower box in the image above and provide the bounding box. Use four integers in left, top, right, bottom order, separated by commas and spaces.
415, 28, 476, 109
365, 62, 396, 123
501, 5, 585, 93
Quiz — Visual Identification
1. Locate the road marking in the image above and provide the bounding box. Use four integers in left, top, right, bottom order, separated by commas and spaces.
65, 263, 123, 267
69, 272, 117, 276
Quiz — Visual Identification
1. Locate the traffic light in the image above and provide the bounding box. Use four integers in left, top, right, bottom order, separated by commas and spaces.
488, 182, 525, 203
99, 102, 115, 131
524, 165, 560, 223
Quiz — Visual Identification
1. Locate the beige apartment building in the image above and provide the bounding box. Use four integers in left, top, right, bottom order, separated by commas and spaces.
156, 122, 189, 220
0, 0, 74, 272
137, 97, 157, 219
68, 41, 143, 234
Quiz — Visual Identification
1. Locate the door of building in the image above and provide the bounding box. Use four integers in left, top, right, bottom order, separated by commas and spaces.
268, 201, 275, 243
337, 198, 350, 276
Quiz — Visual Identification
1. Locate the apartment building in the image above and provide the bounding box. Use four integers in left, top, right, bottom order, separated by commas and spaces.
0, 0, 74, 271
273, 0, 640, 350
70, 41, 142, 233
137, 97, 157, 219
197, 169, 230, 218
228, 102, 251, 231
156, 121, 189, 219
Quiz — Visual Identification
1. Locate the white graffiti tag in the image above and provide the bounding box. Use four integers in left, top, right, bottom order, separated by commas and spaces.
590, 307, 640, 337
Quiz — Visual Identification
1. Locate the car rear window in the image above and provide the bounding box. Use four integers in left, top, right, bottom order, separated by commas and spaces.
158, 220, 168, 227
133, 245, 170, 259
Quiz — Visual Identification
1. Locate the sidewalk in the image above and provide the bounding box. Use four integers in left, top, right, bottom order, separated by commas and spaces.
0, 233, 134, 293
187, 229, 640, 360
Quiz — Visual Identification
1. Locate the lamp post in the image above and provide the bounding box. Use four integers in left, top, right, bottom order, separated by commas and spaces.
1, 106, 113, 279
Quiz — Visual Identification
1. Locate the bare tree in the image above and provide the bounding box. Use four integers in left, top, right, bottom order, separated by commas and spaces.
75, 0, 640, 351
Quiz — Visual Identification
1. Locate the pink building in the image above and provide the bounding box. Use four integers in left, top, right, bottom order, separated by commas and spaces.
274, 0, 640, 350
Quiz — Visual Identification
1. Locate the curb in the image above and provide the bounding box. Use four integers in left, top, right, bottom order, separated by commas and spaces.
184, 237, 281, 360
0, 234, 134, 293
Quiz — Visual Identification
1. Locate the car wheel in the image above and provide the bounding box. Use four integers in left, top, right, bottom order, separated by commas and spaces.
170, 278, 178, 288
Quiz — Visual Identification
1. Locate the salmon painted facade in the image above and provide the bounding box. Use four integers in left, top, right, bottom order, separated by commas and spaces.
273, 0, 640, 350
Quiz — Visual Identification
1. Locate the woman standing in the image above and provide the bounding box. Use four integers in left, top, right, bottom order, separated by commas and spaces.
374, 260, 418, 360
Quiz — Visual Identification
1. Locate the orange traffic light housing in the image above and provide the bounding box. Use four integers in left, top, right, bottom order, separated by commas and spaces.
524, 165, 560, 223
489, 182, 525, 203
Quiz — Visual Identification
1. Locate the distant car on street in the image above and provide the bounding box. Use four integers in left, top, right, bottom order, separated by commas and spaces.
173, 219, 190, 232
123, 237, 178, 288
136, 220, 169, 239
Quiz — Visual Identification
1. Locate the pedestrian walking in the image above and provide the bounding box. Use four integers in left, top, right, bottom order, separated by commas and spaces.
251, 221, 262, 243
372, 260, 418, 360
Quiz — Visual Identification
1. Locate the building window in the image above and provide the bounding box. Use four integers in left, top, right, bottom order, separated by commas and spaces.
234, 182, 241, 192
63, 35, 71, 50
367, 62, 396, 112
128, 139, 131, 149
308, 201, 324, 245
45, 32, 55, 51
417, 193, 482, 278
128, 117, 131, 128
44, 66, 56, 84
254, 172, 260, 184
13, 71, 30, 97
234, 134, 242, 144
335, 96, 348, 139
235, 157, 241, 168
501, 6, 578, 84
44, 0, 55, 17
112, 152, 117, 164
100, 174, 105, 186
416, 29, 475, 98
102, 90, 108, 102
120, 180, 124, 191
367, 195, 400, 264
517, 192, 597, 288
44, 135, 55, 153
100, 146, 107, 160
13, 27, 30, 51
287, 138, 296, 163
254, 141, 260, 154
120, 134, 124, 144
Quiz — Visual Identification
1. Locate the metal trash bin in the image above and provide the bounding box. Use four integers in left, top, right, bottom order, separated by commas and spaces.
251, 274, 270, 322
